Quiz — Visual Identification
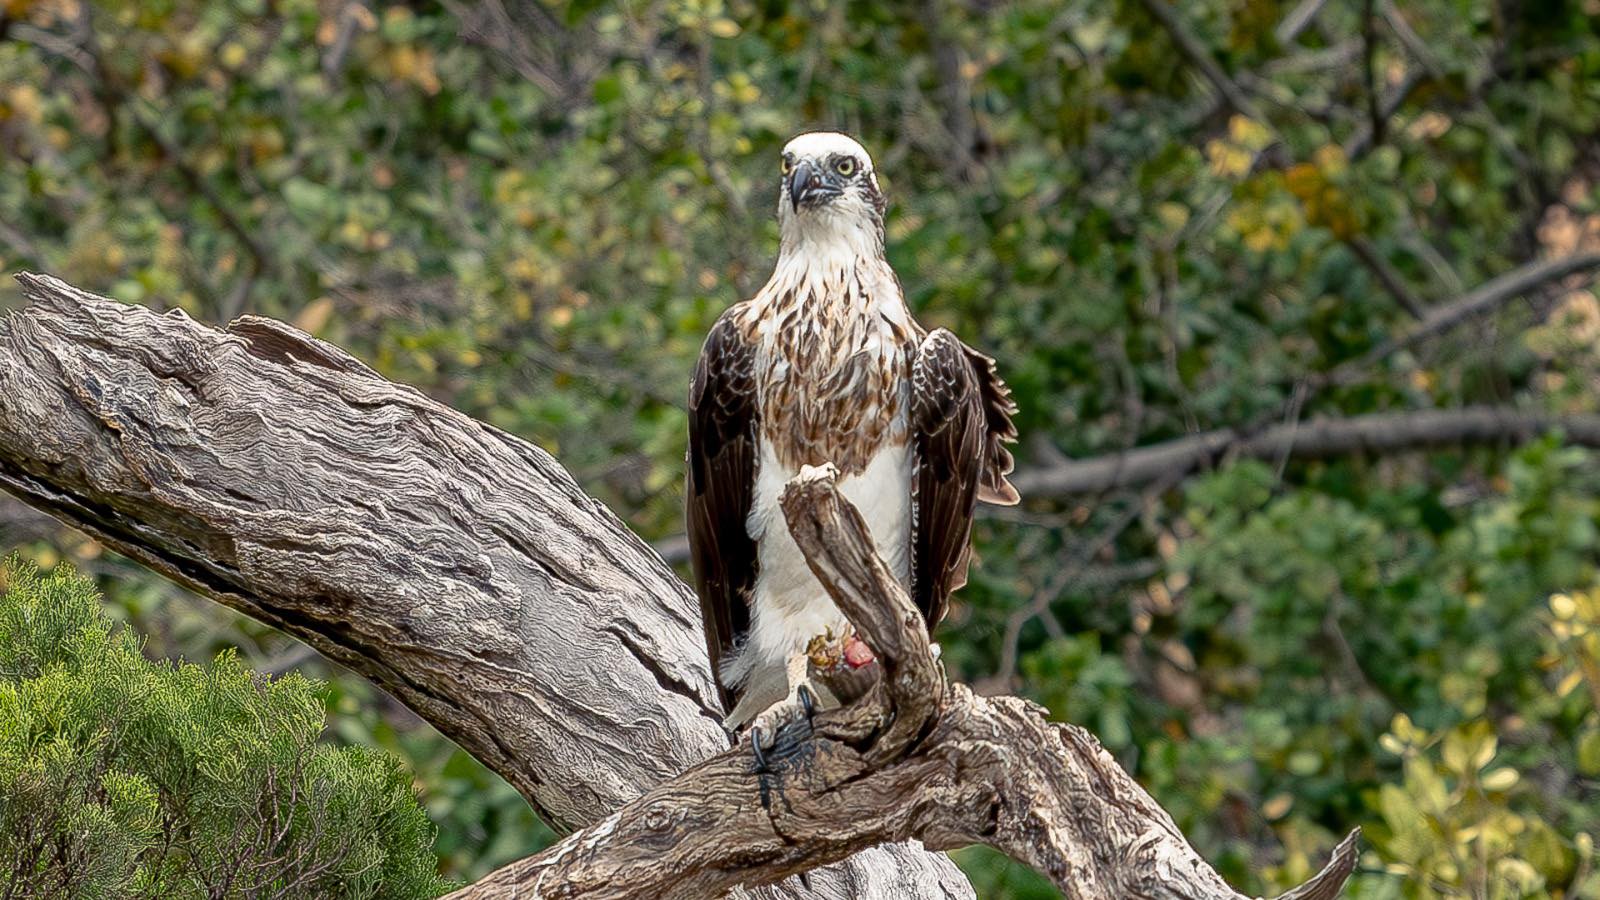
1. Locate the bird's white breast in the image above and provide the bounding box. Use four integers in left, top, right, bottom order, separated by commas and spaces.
720, 223, 918, 696
721, 441, 911, 690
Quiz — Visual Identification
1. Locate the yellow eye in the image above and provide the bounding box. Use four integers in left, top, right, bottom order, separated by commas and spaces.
780, 157, 793, 175
835, 158, 856, 177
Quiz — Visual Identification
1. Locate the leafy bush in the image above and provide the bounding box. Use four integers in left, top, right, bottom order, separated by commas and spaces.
1164, 441, 1600, 896
0, 558, 450, 899
1351, 584, 1600, 899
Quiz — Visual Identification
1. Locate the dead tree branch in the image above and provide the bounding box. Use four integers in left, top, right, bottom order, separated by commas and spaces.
448, 466, 1360, 899
1013, 406, 1600, 497
1013, 253, 1600, 498
1332, 251, 1600, 380
0, 272, 966, 900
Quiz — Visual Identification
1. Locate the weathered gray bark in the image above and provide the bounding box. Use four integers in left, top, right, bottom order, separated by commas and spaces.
0, 272, 969, 899
446, 467, 1359, 899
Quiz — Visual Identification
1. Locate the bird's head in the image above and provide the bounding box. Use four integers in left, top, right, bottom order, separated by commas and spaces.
775, 132, 886, 253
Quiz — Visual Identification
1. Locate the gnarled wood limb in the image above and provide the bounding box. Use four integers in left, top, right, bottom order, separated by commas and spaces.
449, 466, 1360, 899
0, 272, 968, 900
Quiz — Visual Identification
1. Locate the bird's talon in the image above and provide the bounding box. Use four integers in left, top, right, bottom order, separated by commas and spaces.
745, 683, 819, 770
750, 726, 770, 771
798, 683, 818, 719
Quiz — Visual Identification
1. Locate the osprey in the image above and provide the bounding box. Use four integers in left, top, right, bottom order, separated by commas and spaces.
686, 132, 1018, 752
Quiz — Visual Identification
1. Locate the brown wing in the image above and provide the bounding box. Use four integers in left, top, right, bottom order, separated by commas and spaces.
685, 305, 760, 716
910, 329, 1020, 628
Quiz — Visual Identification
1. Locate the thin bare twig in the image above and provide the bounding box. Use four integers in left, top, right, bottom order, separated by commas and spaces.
1344, 68, 1425, 159
1360, 0, 1387, 150
1139, 0, 1268, 125
1275, 0, 1333, 46
1330, 250, 1600, 381
995, 474, 1179, 686
1348, 236, 1427, 319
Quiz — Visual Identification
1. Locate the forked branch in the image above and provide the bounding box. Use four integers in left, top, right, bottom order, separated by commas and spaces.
0, 272, 961, 899
449, 467, 1360, 899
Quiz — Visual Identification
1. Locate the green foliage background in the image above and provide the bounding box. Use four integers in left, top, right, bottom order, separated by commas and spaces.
0, 558, 451, 898
2, 0, 1600, 896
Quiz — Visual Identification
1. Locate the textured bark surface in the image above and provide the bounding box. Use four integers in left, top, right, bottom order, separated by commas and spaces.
449, 467, 1360, 899
0, 273, 970, 900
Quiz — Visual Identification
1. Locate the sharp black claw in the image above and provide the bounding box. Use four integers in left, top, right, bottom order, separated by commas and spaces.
750, 728, 768, 771
798, 684, 817, 719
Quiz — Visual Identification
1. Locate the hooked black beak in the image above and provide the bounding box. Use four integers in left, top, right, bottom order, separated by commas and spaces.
787, 160, 841, 211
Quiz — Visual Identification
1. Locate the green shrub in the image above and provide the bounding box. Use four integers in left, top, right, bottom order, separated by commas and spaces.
1352, 585, 1600, 899
0, 557, 451, 899
1165, 441, 1600, 896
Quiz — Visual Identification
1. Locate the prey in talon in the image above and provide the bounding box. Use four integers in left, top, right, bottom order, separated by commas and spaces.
684, 132, 1021, 762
